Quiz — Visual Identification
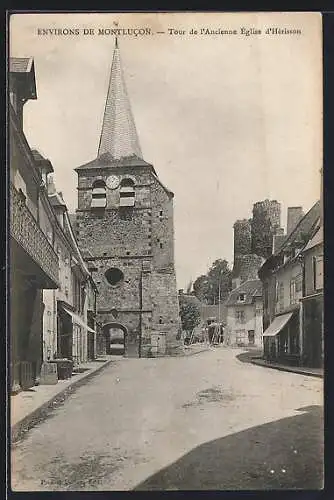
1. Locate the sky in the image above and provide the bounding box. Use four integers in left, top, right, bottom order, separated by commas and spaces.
10, 12, 322, 288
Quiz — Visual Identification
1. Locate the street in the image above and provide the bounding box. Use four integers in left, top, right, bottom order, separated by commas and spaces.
11, 348, 323, 491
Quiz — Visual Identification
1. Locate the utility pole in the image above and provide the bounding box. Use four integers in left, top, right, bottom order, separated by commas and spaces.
138, 268, 143, 358
218, 269, 223, 343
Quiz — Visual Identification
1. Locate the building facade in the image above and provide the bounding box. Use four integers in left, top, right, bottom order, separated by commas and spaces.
9, 58, 59, 392
72, 40, 181, 358
259, 201, 321, 366
225, 280, 263, 347
42, 179, 99, 366
10, 57, 99, 393
300, 224, 323, 367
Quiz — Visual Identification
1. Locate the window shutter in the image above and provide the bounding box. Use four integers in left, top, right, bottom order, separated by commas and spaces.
315, 255, 323, 291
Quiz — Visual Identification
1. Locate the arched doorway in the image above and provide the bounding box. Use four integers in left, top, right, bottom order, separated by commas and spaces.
103, 322, 127, 355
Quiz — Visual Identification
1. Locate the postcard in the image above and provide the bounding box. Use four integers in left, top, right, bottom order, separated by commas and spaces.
9, 11, 323, 491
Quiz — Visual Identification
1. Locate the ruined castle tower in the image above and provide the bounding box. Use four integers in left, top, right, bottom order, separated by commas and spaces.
251, 199, 282, 259
231, 200, 286, 289
74, 40, 181, 357
233, 219, 252, 259
232, 218, 264, 289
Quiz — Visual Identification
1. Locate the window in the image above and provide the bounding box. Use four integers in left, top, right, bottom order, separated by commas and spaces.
120, 178, 135, 207
248, 330, 255, 345
263, 283, 269, 309
313, 255, 323, 291
105, 268, 124, 286
236, 330, 247, 345
235, 310, 245, 323
290, 331, 299, 354
290, 273, 302, 305
295, 273, 302, 293
91, 180, 106, 208
278, 282, 284, 311
290, 279, 297, 305
238, 293, 246, 302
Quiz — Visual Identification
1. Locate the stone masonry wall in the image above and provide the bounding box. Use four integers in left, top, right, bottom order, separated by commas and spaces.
232, 254, 265, 289
233, 219, 252, 258
75, 164, 181, 357
150, 270, 181, 353
251, 199, 282, 258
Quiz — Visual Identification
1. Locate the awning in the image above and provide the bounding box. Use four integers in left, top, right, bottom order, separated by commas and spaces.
61, 305, 96, 333
263, 312, 293, 337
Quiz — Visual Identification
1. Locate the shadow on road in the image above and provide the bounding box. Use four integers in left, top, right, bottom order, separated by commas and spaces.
236, 350, 263, 364
134, 405, 323, 491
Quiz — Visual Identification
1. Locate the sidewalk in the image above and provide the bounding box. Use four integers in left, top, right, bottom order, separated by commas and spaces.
11, 357, 113, 443
236, 350, 323, 378
249, 357, 323, 378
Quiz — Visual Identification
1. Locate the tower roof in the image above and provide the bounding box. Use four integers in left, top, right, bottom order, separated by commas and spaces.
97, 38, 143, 160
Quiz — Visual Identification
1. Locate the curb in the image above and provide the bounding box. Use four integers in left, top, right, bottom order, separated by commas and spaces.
11, 359, 113, 444
249, 359, 323, 378
183, 348, 210, 357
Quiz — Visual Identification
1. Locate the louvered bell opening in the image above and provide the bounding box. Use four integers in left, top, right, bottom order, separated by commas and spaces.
119, 186, 135, 207
120, 186, 135, 194
91, 197, 107, 208
119, 196, 135, 207
92, 187, 106, 196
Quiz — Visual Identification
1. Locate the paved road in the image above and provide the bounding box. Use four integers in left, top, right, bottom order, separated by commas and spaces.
11, 348, 323, 491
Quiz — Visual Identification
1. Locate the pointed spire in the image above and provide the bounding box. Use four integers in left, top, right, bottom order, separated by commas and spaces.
98, 38, 143, 160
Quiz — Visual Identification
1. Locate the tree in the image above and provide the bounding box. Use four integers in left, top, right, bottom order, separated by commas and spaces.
207, 259, 232, 304
193, 275, 211, 303
193, 259, 232, 305
178, 294, 201, 335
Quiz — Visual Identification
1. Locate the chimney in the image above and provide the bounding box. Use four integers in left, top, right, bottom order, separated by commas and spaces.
47, 175, 56, 195
287, 207, 304, 235
273, 234, 287, 254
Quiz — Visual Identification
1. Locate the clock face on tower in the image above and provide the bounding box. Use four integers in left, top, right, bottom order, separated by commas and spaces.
106, 175, 120, 190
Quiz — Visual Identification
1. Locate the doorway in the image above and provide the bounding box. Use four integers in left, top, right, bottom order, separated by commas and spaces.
248, 330, 255, 345
103, 322, 127, 355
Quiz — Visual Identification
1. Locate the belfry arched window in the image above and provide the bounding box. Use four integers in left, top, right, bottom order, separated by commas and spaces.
91, 180, 106, 208
119, 178, 135, 207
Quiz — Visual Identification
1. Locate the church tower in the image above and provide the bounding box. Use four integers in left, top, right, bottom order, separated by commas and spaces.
74, 39, 181, 357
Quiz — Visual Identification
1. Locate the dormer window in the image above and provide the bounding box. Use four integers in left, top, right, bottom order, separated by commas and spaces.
238, 293, 246, 303
119, 178, 135, 207
91, 180, 106, 209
